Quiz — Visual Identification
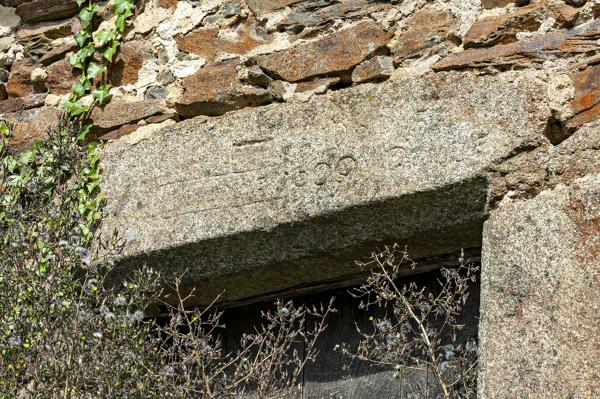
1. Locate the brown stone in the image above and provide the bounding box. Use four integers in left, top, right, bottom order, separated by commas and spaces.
176, 22, 272, 62
295, 76, 340, 94
389, 7, 458, 63
5, 106, 62, 151
0, 84, 6, 101
155, 0, 178, 10
257, 21, 392, 82
16, 35, 54, 62
90, 99, 167, 133
464, 1, 579, 48
16, 0, 81, 24
246, 0, 300, 14
432, 19, 600, 71
45, 58, 78, 95
1, 0, 31, 7
16, 17, 77, 40
481, 0, 530, 9
39, 41, 77, 66
6, 60, 37, 98
174, 59, 273, 117
99, 124, 141, 141
0, 94, 46, 114
351, 55, 394, 83
567, 63, 600, 128
109, 41, 145, 86
145, 112, 178, 124
277, 0, 393, 31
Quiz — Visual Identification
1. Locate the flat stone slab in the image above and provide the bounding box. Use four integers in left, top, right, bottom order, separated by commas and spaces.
479, 173, 600, 398
99, 70, 550, 304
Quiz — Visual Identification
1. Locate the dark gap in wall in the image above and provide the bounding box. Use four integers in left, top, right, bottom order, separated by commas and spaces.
152, 265, 481, 398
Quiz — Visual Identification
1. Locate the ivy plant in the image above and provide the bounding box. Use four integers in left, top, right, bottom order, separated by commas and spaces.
64, 0, 137, 134
0, 1, 137, 395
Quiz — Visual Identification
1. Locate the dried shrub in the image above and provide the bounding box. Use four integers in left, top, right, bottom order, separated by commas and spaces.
0, 119, 334, 398
339, 245, 479, 399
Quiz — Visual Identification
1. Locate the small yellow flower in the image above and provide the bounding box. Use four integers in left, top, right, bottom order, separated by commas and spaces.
44, 328, 49, 333
80, 335, 86, 341
23, 343, 30, 349
128, 283, 135, 289
153, 346, 158, 352
6, 364, 13, 370
91, 286, 98, 292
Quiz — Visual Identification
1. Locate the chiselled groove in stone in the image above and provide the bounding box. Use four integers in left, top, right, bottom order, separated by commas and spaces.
99, 71, 551, 303
232, 138, 274, 147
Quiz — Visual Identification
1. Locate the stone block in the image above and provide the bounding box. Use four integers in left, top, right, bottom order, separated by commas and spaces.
389, 7, 457, 63
99, 70, 551, 305
256, 21, 392, 82
464, 1, 578, 48
4, 106, 62, 150
351, 55, 394, 83
15, 0, 81, 24
479, 173, 600, 398
174, 59, 273, 117
176, 22, 272, 62
433, 19, 600, 71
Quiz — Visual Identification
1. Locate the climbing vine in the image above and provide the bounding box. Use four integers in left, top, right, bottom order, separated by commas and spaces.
0, 1, 138, 396
64, 0, 136, 129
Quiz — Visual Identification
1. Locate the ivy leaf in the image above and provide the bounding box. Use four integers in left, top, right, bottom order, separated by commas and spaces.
0, 122, 9, 136
75, 30, 92, 48
68, 53, 84, 69
69, 45, 95, 70
114, 0, 134, 15
86, 62, 107, 79
19, 150, 35, 165
79, 4, 101, 27
92, 84, 111, 105
77, 124, 92, 142
95, 29, 116, 47
115, 14, 128, 33
102, 40, 120, 62
72, 82, 87, 98
62, 101, 89, 117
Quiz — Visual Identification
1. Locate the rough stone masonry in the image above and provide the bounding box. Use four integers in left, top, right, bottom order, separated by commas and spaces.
1, 0, 599, 398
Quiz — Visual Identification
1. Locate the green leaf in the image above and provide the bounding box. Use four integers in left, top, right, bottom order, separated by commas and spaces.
75, 0, 86, 6
79, 4, 101, 26
69, 45, 95, 70
72, 82, 87, 98
95, 29, 116, 47
92, 84, 111, 105
114, 0, 134, 15
19, 150, 35, 165
68, 53, 83, 69
75, 30, 92, 48
102, 40, 120, 62
77, 124, 92, 142
115, 14, 127, 33
86, 62, 107, 79
62, 101, 89, 117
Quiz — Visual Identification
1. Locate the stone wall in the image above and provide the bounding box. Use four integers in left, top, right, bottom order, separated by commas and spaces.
1, 0, 600, 148
1, 0, 599, 398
